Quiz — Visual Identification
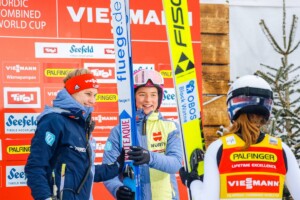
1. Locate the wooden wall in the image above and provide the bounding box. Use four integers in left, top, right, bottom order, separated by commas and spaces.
200, 3, 230, 147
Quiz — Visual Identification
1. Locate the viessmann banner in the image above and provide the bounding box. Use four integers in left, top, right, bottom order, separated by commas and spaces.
0, 0, 202, 199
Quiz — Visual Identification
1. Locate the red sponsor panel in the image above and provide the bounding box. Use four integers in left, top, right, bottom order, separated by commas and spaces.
0, 0, 201, 199
43, 63, 80, 83
0, 1, 57, 37
93, 136, 109, 163
2, 139, 31, 161
84, 63, 116, 84
94, 87, 119, 112
2, 62, 41, 83
44, 87, 61, 106
4, 87, 41, 108
92, 112, 119, 134
227, 174, 280, 193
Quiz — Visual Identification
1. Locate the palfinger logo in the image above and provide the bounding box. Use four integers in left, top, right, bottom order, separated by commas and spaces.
7, 145, 30, 154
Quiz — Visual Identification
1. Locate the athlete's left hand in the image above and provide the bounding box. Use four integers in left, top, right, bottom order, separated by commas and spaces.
179, 167, 203, 188
128, 146, 150, 165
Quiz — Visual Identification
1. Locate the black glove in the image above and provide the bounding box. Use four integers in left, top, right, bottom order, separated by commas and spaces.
116, 186, 135, 200
117, 148, 125, 173
179, 167, 203, 188
127, 146, 150, 165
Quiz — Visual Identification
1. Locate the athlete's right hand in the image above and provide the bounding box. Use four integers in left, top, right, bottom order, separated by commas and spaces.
116, 186, 135, 200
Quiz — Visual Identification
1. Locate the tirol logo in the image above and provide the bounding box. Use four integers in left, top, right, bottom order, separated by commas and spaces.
6, 166, 27, 187
104, 48, 114, 54
4, 87, 41, 108
227, 174, 280, 193
178, 80, 200, 123
153, 132, 162, 141
84, 63, 116, 83
43, 47, 58, 54
5, 113, 38, 134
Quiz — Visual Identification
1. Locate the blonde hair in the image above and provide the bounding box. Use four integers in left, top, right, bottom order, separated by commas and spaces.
63, 68, 92, 84
224, 113, 260, 150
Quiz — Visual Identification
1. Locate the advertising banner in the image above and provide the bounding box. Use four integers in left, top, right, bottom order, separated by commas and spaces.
0, 0, 202, 199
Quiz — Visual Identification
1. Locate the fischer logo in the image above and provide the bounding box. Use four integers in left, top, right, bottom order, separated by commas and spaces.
6, 166, 27, 187
227, 175, 280, 193
43, 47, 58, 54
4, 87, 41, 108
5, 113, 38, 134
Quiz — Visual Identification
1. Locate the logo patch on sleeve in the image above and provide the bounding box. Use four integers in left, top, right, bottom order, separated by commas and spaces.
104, 141, 112, 151
45, 131, 55, 146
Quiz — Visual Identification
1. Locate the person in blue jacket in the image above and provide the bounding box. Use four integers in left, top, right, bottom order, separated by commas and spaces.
25, 68, 124, 200
102, 69, 183, 200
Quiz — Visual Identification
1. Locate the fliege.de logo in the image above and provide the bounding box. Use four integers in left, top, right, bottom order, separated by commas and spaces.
4, 87, 41, 108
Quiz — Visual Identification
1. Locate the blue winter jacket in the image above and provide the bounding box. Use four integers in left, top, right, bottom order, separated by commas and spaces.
103, 109, 183, 200
25, 89, 119, 200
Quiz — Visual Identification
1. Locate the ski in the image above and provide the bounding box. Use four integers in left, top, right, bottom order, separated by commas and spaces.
110, 0, 141, 199
163, 0, 205, 192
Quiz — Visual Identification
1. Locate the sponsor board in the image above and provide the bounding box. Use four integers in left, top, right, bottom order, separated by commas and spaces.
132, 64, 155, 74
162, 112, 179, 124
0, 166, 1, 187
5, 113, 38, 134
0, 140, 2, 161
2, 139, 31, 161
226, 174, 280, 194
6, 166, 27, 187
93, 136, 108, 163
43, 63, 79, 83
84, 63, 116, 83
44, 87, 61, 106
93, 87, 118, 112
3, 87, 41, 108
2, 62, 40, 83
161, 88, 177, 108
92, 112, 119, 133
35, 42, 115, 59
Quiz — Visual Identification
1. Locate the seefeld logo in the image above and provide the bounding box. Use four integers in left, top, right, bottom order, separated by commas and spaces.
6, 166, 27, 187
5, 114, 37, 127
69, 44, 94, 54
5, 113, 38, 134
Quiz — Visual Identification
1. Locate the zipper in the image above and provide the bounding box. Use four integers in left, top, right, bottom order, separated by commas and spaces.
142, 115, 147, 135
